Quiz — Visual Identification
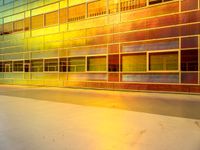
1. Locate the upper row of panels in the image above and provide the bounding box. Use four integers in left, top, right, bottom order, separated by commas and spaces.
0, 0, 174, 17
0, 0, 174, 23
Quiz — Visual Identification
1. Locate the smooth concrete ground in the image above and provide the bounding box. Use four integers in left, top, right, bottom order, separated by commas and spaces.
0, 85, 200, 150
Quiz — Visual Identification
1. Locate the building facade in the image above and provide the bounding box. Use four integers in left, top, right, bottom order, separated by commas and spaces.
0, 0, 199, 93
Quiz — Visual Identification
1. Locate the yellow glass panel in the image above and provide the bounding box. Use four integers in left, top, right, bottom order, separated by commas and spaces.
87, 56, 106, 71
109, 0, 119, 13
122, 53, 146, 72
44, 3, 59, 13
149, 52, 178, 71
68, 0, 85, 6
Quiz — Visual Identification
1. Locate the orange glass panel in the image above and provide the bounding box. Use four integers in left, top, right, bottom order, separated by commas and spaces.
68, 4, 85, 21
24, 18, 30, 31
3, 22, 13, 34
88, 0, 106, 17
59, 8, 67, 23
45, 11, 58, 26
31, 14, 44, 29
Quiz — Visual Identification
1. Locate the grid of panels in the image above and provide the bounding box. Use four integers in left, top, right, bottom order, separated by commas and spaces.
0, 0, 199, 90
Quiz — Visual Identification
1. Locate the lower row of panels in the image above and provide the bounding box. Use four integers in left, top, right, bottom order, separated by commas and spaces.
0, 49, 198, 72
0, 72, 199, 84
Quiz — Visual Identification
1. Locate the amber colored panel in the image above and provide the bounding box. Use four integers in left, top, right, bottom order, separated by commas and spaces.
68, 4, 85, 21
181, 36, 198, 49
45, 11, 58, 26
3, 22, 13, 34
59, 8, 67, 23
108, 44, 119, 53
86, 25, 113, 36
0, 24, 3, 34
181, 0, 198, 11
31, 15, 44, 29
88, 0, 106, 17
86, 36, 108, 45
24, 18, 30, 31
118, 19, 146, 32
14, 20, 24, 32
121, 2, 178, 21
108, 73, 119, 82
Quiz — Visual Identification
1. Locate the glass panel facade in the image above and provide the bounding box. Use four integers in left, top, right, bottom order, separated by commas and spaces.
149, 52, 178, 71
68, 57, 85, 72
44, 59, 58, 72
14, 20, 23, 32
31, 14, 44, 29
59, 8, 67, 24
31, 59, 43, 72
181, 50, 198, 71
88, 0, 107, 17
3, 22, 13, 34
87, 56, 106, 71
68, 4, 85, 21
122, 53, 146, 72
13, 61, 23, 72
45, 11, 58, 26
0, 0, 200, 92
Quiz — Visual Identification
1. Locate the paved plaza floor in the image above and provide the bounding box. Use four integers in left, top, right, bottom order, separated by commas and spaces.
0, 85, 199, 150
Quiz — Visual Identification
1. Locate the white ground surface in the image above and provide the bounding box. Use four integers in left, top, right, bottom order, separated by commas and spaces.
0, 95, 199, 150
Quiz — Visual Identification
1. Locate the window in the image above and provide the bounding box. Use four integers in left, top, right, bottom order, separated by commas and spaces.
149, 0, 173, 5
14, 20, 23, 32
149, 0, 162, 5
149, 52, 178, 71
13, 61, 23, 72
109, 55, 119, 72
31, 59, 43, 72
87, 56, 106, 71
181, 50, 198, 71
122, 53, 146, 72
3, 62, 12, 72
60, 58, 67, 72
68, 57, 85, 72
44, 59, 58, 72
31, 15, 44, 29
24, 18, 30, 31
68, 4, 85, 22
3, 22, 13, 34
88, 0, 107, 17
59, 8, 67, 24
45, 11, 58, 26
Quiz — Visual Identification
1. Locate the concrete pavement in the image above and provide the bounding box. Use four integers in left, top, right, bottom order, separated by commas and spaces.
0, 85, 199, 150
